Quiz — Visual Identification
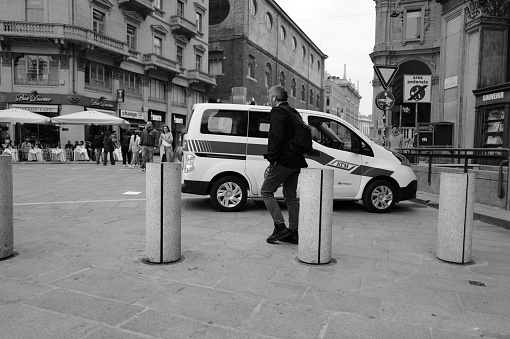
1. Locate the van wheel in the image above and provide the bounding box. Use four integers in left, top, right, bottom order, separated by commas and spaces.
363, 180, 396, 213
210, 176, 247, 212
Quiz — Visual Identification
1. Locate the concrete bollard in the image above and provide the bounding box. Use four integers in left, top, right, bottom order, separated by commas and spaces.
437, 172, 474, 264
0, 155, 14, 260
146, 162, 181, 264
298, 168, 333, 264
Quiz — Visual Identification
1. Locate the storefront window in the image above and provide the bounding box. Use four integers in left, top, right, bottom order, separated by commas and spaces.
15, 55, 59, 86
26, 0, 45, 22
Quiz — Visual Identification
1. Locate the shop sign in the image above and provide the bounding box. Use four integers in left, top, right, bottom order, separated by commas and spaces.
151, 114, 162, 121
482, 92, 504, 102
174, 116, 184, 124
90, 98, 114, 108
67, 96, 80, 104
11, 104, 59, 113
120, 109, 144, 120
15, 94, 52, 102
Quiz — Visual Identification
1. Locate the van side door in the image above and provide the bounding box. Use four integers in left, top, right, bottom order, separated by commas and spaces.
306, 115, 362, 198
245, 109, 275, 196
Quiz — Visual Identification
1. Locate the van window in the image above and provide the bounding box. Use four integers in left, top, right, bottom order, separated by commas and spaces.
248, 111, 271, 138
200, 109, 248, 137
308, 116, 352, 152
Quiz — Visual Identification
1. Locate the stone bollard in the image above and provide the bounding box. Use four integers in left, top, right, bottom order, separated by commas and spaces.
298, 168, 334, 264
145, 162, 181, 264
437, 172, 474, 264
0, 155, 14, 260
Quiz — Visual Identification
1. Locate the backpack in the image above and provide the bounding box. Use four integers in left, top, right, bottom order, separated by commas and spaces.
285, 109, 314, 155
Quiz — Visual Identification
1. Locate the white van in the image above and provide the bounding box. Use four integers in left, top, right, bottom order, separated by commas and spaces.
181, 103, 417, 213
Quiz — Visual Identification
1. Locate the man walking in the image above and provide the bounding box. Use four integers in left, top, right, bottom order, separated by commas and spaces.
140, 121, 158, 171
387, 125, 404, 152
261, 85, 308, 245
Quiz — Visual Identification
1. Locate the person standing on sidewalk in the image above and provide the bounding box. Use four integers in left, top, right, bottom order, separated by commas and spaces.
261, 85, 308, 245
102, 131, 116, 166
387, 125, 404, 152
158, 125, 174, 162
129, 131, 141, 168
140, 121, 158, 171
120, 130, 132, 167
92, 132, 104, 165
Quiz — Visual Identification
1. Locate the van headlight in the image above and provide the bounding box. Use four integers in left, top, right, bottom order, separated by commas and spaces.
392, 151, 411, 167
184, 153, 195, 173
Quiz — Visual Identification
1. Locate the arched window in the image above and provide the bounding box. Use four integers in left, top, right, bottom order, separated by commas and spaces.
317, 60, 321, 72
301, 84, 306, 102
249, 0, 257, 16
316, 94, 320, 108
279, 71, 285, 87
265, 62, 272, 88
279, 26, 286, 41
309, 89, 314, 106
248, 54, 255, 78
301, 46, 306, 60
291, 78, 296, 97
309, 54, 314, 65
265, 12, 272, 30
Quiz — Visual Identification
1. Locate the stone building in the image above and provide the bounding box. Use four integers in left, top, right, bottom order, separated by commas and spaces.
207, 0, 327, 110
324, 68, 362, 127
358, 114, 372, 138
371, 0, 510, 150
0, 0, 215, 147
370, 0, 442, 145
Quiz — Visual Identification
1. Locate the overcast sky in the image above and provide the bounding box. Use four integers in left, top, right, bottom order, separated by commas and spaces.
274, 0, 376, 115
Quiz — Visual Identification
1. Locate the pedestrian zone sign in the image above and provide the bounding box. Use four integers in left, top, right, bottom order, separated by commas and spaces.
373, 65, 399, 89
404, 75, 431, 103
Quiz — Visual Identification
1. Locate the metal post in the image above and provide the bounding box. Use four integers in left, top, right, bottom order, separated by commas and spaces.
506, 152, 510, 211
415, 102, 419, 148
399, 105, 402, 128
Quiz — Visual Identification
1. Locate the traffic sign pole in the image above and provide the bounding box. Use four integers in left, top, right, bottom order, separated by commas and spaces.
415, 102, 419, 148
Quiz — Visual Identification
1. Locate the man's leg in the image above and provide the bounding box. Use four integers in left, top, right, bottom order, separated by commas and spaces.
103, 151, 107, 165
261, 164, 296, 243
141, 146, 147, 169
110, 150, 115, 165
148, 146, 154, 163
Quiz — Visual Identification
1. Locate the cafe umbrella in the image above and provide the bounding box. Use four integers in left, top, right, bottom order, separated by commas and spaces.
50, 110, 130, 127
0, 108, 51, 124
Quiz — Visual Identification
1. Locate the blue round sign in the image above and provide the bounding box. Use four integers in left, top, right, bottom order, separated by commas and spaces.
375, 91, 395, 111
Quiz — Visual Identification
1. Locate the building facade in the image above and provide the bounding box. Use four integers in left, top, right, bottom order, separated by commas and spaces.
370, 0, 442, 145
324, 71, 362, 127
0, 0, 215, 147
207, 0, 327, 110
372, 0, 510, 150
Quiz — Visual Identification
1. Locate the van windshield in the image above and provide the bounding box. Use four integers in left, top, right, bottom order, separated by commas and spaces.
307, 116, 352, 151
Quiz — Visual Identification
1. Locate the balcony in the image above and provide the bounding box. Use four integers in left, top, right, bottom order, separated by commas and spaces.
118, 0, 154, 17
143, 53, 180, 76
187, 69, 217, 87
0, 21, 129, 58
169, 15, 197, 39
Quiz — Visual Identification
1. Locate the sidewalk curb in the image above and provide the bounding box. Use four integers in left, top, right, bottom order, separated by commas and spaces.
412, 197, 510, 231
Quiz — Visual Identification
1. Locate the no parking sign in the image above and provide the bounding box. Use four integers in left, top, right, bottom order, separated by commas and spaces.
403, 75, 431, 103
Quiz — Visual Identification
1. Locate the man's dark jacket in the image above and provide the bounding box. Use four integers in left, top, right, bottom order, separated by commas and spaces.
140, 127, 158, 147
264, 102, 308, 169
92, 134, 103, 149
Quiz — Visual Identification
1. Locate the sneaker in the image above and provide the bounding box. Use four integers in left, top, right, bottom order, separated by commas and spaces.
266, 225, 292, 244
142, 168, 145, 171
280, 232, 298, 244
128, 165, 132, 168
123, 164, 126, 167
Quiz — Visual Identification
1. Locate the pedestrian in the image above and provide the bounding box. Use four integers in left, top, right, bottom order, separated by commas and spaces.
261, 85, 307, 245
121, 130, 132, 167
387, 125, 404, 152
92, 132, 104, 165
139, 121, 158, 171
129, 130, 141, 168
173, 137, 183, 163
21, 137, 31, 161
158, 125, 173, 162
102, 131, 115, 166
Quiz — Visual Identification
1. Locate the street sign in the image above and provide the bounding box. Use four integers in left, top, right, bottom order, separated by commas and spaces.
403, 75, 431, 103
373, 65, 399, 89
375, 90, 395, 111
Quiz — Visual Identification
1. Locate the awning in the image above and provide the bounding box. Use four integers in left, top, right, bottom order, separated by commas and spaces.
85, 107, 116, 116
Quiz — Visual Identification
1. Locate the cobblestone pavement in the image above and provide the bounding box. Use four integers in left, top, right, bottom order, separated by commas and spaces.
1, 163, 510, 339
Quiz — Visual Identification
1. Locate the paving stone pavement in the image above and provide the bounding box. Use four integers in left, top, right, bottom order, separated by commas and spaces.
1, 162, 510, 339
